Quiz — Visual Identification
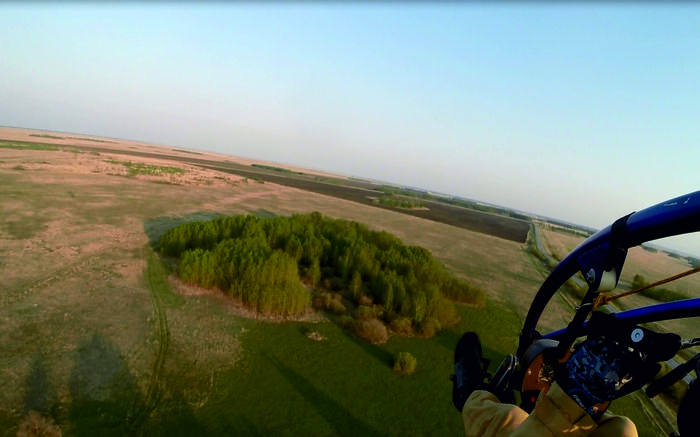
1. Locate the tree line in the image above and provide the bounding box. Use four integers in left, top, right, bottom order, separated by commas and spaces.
375, 186, 530, 221
377, 196, 425, 209
630, 274, 689, 303
159, 212, 486, 329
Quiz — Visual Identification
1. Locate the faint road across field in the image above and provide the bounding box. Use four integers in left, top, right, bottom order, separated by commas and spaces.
531, 223, 587, 291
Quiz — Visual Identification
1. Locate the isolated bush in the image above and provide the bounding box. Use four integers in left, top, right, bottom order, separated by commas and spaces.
307, 331, 326, 341
354, 319, 388, 344
393, 352, 417, 375
631, 274, 647, 290
16, 411, 62, 437
389, 317, 413, 336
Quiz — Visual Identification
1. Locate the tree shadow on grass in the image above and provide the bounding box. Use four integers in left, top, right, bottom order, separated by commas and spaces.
24, 354, 56, 416
67, 333, 144, 437
143, 212, 227, 249
146, 397, 208, 437
340, 329, 395, 369
266, 354, 382, 437
433, 329, 463, 354
228, 416, 264, 437
143, 209, 278, 251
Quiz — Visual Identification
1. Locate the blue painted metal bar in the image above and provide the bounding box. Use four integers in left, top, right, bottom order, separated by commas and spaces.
543, 297, 700, 341
611, 297, 700, 325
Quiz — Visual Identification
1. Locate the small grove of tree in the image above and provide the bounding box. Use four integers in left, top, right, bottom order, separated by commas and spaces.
159, 212, 486, 327
377, 196, 425, 209
630, 274, 689, 303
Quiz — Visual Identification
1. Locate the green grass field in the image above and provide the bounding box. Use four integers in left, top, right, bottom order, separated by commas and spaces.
140, 297, 522, 437
140, 287, 659, 436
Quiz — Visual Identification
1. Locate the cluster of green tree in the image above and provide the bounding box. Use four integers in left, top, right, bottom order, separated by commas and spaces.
375, 186, 529, 221
314, 176, 343, 185
27, 133, 113, 143
28, 133, 65, 139
689, 257, 700, 269
66, 136, 113, 143
540, 222, 593, 239
640, 244, 658, 253
108, 159, 186, 176
376, 185, 429, 197
172, 148, 203, 155
670, 251, 700, 269
251, 164, 305, 175
159, 212, 486, 326
667, 251, 684, 260
0, 139, 60, 151
630, 274, 690, 303
376, 196, 425, 209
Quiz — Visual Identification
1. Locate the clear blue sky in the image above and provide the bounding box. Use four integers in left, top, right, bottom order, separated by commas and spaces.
1, 3, 699, 255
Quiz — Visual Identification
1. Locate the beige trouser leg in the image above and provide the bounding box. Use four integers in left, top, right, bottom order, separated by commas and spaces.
462, 386, 637, 437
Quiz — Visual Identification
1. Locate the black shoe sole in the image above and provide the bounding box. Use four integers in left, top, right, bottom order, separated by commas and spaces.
451, 332, 487, 412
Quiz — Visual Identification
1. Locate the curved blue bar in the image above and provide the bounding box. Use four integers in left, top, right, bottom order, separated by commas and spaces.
625, 191, 700, 247
614, 297, 700, 325
543, 297, 700, 340
519, 190, 700, 354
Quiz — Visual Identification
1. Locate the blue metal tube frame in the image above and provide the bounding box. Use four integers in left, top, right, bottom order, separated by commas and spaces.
543, 298, 700, 341
519, 190, 700, 354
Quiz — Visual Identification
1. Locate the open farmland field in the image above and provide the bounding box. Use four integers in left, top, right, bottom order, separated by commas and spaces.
539, 226, 587, 262
192, 163, 532, 244
0, 128, 530, 244
0, 127, 692, 436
